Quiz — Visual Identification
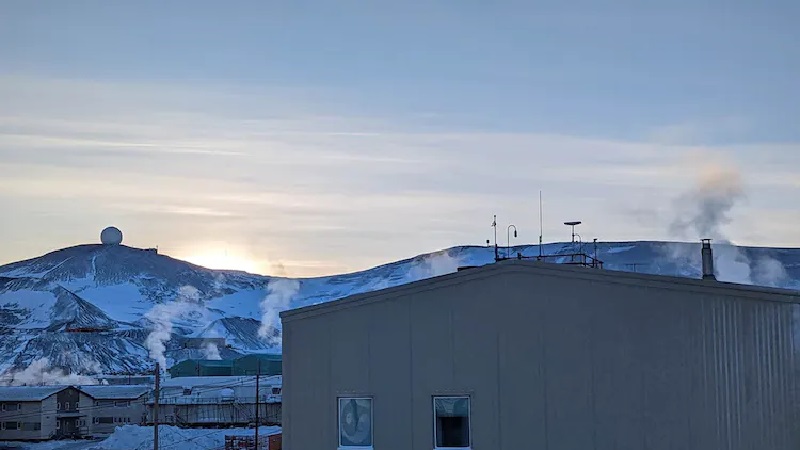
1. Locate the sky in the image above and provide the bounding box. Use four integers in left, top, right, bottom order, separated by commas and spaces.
1, 1, 799, 277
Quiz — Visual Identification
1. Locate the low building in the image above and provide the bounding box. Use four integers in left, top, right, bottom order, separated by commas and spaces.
168, 359, 235, 378
0, 385, 152, 441
280, 256, 800, 450
169, 354, 283, 378
232, 354, 282, 377
0, 386, 66, 441
78, 385, 150, 437
148, 375, 282, 427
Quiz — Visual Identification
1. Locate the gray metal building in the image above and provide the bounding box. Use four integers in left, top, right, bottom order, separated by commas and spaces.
280, 257, 800, 450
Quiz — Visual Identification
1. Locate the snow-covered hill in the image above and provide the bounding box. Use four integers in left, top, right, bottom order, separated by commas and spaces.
0, 241, 798, 376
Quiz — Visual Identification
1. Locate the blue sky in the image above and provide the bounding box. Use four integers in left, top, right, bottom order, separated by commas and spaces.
1, 1, 798, 276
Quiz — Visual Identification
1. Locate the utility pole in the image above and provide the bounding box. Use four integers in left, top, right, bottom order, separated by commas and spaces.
254, 361, 261, 450
154, 363, 160, 450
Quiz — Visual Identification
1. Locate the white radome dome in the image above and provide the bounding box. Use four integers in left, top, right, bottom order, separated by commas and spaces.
100, 227, 123, 245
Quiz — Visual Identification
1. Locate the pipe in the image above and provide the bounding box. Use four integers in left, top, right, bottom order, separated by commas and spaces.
701, 239, 716, 280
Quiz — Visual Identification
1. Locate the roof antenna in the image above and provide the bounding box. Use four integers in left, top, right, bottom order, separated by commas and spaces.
492, 215, 499, 261
538, 191, 543, 259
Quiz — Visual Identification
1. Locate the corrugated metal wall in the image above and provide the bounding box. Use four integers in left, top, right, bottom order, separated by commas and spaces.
282, 262, 800, 450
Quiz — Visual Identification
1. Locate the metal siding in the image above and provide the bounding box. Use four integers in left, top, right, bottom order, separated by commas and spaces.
591, 284, 647, 450
452, 277, 500, 450
409, 288, 455, 450
282, 266, 800, 450
330, 306, 371, 394
496, 275, 548, 450
283, 315, 332, 450
365, 299, 413, 448
541, 276, 595, 450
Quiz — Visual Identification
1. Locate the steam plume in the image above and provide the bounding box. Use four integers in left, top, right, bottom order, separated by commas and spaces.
144, 286, 201, 369
409, 250, 463, 281
202, 342, 222, 360
258, 278, 300, 348
668, 164, 744, 240
665, 158, 788, 286
2, 358, 97, 386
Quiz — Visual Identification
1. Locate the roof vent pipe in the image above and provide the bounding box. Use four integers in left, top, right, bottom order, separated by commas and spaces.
701, 239, 716, 280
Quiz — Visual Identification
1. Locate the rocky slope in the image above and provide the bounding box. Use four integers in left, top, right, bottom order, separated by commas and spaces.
0, 241, 797, 376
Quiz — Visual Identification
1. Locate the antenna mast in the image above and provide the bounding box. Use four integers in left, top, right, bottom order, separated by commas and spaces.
539, 191, 543, 259
492, 215, 499, 261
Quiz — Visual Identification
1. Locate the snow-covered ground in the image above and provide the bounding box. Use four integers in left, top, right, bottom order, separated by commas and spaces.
0, 426, 281, 450
1, 241, 798, 374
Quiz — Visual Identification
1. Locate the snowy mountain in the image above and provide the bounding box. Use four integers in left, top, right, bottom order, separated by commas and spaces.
0, 241, 798, 376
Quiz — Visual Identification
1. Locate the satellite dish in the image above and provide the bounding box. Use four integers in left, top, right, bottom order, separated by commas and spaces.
100, 227, 123, 245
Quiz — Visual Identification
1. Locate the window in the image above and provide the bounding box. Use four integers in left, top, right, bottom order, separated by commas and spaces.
433, 396, 471, 449
16, 403, 21, 410
0, 404, 4, 412
65, 402, 70, 410
56, 421, 61, 430
338, 397, 373, 449
115, 400, 130, 407
98, 417, 114, 424
33, 422, 41, 431
57, 402, 62, 410
93, 418, 99, 425
1, 422, 17, 431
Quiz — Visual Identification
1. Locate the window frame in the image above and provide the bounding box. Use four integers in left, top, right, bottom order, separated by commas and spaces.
337, 396, 374, 450
432, 395, 472, 450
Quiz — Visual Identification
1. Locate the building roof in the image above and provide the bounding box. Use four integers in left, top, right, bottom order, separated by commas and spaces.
78, 385, 151, 400
235, 353, 281, 362
0, 386, 67, 401
281, 259, 800, 322
175, 359, 234, 367
161, 375, 282, 389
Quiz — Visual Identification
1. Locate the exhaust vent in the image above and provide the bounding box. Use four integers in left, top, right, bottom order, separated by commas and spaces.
701, 239, 716, 280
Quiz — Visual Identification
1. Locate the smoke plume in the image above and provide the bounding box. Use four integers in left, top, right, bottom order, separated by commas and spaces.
664, 158, 788, 286
144, 286, 201, 370
668, 164, 744, 240
258, 278, 300, 348
202, 342, 222, 360
2, 358, 97, 386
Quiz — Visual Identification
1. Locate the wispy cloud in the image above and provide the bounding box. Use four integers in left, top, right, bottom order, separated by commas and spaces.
1, 76, 798, 275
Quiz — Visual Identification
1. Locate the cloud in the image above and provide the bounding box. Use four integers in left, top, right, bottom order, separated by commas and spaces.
1, 76, 799, 276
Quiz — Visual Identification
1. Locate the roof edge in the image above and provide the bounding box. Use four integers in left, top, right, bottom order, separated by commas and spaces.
280, 259, 800, 322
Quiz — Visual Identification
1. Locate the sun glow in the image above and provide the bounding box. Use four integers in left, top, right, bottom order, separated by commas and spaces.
183, 247, 265, 275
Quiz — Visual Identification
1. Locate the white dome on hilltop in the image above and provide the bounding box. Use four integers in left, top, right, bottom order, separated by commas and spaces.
100, 227, 123, 245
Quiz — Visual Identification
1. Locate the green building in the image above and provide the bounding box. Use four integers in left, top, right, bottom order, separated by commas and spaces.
168, 354, 282, 378
233, 354, 283, 376
168, 359, 234, 378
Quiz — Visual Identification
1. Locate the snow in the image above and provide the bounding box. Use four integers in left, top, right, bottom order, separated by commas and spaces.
93, 425, 280, 450
0, 440, 100, 450
64, 283, 148, 324
0, 426, 281, 450
1, 241, 798, 374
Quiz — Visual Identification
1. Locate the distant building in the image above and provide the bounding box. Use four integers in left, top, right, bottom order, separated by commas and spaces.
280, 257, 800, 450
0, 386, 66, 441
78, 385, 150, 437
169, 359, 235, 378
233, 354, 282, 377
0, 385, 151, 441
168, 354, 282, 378
147, 375, 282, 427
